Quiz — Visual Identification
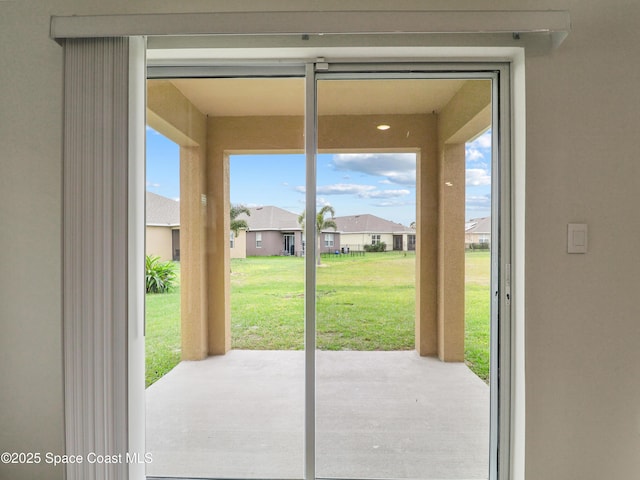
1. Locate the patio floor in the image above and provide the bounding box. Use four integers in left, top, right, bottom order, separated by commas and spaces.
146, 350, 489, 480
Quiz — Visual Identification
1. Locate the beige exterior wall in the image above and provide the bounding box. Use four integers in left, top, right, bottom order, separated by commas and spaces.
230, 229, 247, 259
205, 113, 440, 355
377, 233, 394, 250
145, 226, 174, 261
465, 232, 491, 246
437, 143, 468, 361
340, 232, 395, 251
7, 4, 640, 479
339, 233, 372, 251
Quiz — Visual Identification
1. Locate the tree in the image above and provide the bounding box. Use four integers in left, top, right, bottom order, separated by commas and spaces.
230, 204, 250, 236
298, 205, 337, 265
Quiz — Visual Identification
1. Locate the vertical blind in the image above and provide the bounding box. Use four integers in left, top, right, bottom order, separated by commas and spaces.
63, 37, 130, 479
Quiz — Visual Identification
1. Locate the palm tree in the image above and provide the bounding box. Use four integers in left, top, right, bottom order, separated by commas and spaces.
298, 205, 337, 265
230, 204, 250, 236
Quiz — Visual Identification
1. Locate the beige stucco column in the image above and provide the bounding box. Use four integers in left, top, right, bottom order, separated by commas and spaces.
207, 116, 305, 355
414, 142, 439, 356
180, 146, 209, 360
318, 114, 440, 357
206, 148, 231, 355
147, 80, 209, 360
437, 143, 466, 361
436, 80, 492, 361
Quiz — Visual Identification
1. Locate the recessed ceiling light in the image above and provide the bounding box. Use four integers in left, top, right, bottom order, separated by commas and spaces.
445, 182, 453, 187
377, 124, 391, 131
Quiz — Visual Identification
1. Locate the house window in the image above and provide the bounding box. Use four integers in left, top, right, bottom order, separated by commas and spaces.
408, 234, 416, 251
230, 231, 235, 248
479, 235, 489, 244
324, 233, 334, 247
371, 234, 381, 245
256, 232, 262, 248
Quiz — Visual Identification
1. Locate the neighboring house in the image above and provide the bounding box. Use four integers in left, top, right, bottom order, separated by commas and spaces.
465, 216, 491, 249
237, 206, 303, 256
333, 214, 416, 252
146, 191, 180, 261
236, 205, 340, 256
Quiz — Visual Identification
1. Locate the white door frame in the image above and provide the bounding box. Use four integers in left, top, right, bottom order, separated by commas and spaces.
145, 59, 516, 480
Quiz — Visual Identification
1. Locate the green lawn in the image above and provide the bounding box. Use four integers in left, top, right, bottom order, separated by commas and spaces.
145, 251, 491, 387
231, 253, 416, 351
145, 265, 181, 387
146, 288, 181, 387
464, 251, 491, 382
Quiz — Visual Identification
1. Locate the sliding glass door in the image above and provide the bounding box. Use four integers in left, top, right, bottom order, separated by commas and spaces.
314, 74, 492, 480
145, 75, 307, 479
144, 62, 510, 480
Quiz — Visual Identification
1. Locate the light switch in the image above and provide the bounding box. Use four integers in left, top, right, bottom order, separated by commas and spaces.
568, 223, 588, 254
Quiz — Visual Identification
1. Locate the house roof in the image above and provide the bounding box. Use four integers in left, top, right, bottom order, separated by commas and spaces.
146, 192, 180, 227
465, 216, 491, 234
237, 206, 302, 231
333, 214, 413, 234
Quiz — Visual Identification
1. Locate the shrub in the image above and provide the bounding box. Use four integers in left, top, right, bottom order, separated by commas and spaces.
467, 243, 490, 251
145, 255, 178, 293
364, 241, 387, 252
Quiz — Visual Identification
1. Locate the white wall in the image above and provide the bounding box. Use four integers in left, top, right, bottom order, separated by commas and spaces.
1, 1, 640, 479
522, 3, 640, 478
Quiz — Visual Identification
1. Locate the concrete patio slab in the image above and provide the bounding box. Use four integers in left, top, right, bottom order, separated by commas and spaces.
146, 350, 489, 479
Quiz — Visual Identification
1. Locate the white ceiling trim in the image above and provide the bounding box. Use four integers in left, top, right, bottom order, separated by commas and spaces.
51, 10, 570, 49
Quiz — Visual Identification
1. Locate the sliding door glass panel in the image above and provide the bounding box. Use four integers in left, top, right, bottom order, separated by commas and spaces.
315, 77, 492, 480
145, 77, 305, 479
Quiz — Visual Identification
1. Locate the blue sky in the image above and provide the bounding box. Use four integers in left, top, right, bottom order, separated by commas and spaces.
146, 127, 492, 225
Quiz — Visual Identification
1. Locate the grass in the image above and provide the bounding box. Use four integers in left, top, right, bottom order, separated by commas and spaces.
231, 252, 415, 351
145, 265, 181, 387
464, 251, 491, 382
145, 251, 491, 386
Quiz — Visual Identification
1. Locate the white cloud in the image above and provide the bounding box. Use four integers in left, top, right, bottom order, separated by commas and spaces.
316, 183, 376, 196
332, 153, 416, 185
364, 189, 411, 199
466, 194, 491, 210
282, 181, 289, 186
466, 148, 484, 162
468, 130, 492, 149
310, 183, 411, 200
297, 197, 332, 208
466, 168, 491, 186
374, 200, 414, 208
146, 181, 161, 188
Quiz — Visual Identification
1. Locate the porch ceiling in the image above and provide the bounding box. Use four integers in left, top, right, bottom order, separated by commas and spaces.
169, 78, 466, 117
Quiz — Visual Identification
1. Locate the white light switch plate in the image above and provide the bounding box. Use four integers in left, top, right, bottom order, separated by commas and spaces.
568, 223, 588, 254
